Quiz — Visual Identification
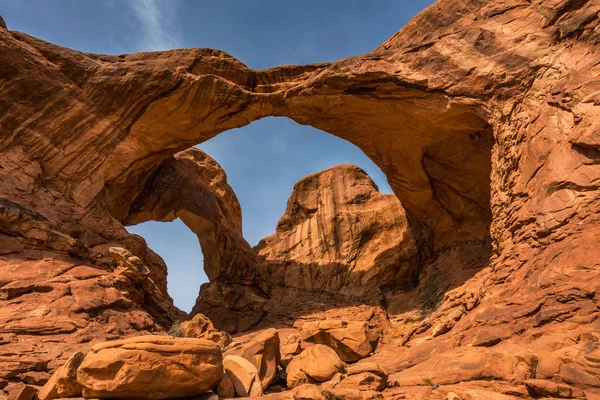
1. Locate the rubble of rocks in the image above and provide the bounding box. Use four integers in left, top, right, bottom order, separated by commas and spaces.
21, 318, 381, 400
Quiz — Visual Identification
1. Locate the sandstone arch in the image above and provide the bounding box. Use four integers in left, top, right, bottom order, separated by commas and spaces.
0, 13, 494, 256
1, 0, 600, 394
3, 0, 598, 324
0, 13, 500, 328
122, 148, 260, 285
98, 58, 494, 254
1, 0, 597, 314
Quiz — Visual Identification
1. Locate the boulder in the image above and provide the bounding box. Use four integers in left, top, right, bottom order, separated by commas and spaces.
77, 336, 223, 399
281, 333, 303, 369
292, 384, 324, 400
345, 363, 386, 378
282, 341, 302, 358
7, 385, 36, 400
525, 379, 587, 399
178, 313, 213, 336
301, 321, 378, 362
321, 388, 383, 400
337, 363, 387, 392
216, 373, 236, 398
227, 328, 281, 389
335, 373, 385, 392
287, 345, 344, 389
177, 313, 232, 348
38, 352, 84, 400
223, 355, 263, 397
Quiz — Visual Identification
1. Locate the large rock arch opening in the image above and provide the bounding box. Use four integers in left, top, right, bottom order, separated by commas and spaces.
35, 33, 495, 331
110, 108, 494, 332
121, 118, 408, 317
122, 149, 258, 286
97, 64, 494, 257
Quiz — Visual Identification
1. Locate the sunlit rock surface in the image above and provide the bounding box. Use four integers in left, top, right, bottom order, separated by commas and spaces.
1, 0, 600, 397
256, 165, 419, 297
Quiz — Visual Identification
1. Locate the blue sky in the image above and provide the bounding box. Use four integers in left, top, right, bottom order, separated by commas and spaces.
2, 0, 433, 312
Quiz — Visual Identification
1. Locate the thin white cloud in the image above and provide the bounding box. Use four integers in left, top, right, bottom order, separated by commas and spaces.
129, 0, 180, 51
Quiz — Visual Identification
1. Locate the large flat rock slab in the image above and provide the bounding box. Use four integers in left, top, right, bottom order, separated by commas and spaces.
77, 336, 223, 399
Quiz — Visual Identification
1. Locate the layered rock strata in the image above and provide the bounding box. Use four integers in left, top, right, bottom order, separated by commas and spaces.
256, 165, 419, 298
0, 0, 599, 397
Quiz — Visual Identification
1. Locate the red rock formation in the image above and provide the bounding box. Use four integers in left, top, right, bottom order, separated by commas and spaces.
0, 0, 599, 397
194, 165, 418, 333
0, 244, 179, 381
124, 148, 261, 287
255, 165, 419, 298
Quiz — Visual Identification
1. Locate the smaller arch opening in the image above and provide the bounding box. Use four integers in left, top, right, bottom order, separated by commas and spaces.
127, 219, 208, 313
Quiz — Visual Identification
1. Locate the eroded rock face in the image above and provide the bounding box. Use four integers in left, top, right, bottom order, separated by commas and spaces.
0, 247, 177, 385
0, 0, 600, 397
255, 165, 419, 298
